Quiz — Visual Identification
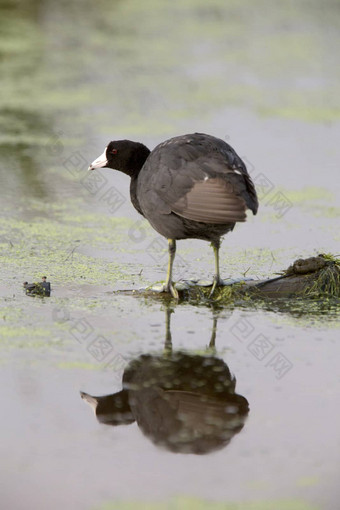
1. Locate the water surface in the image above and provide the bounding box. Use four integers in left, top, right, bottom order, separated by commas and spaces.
0, 1, 339, 509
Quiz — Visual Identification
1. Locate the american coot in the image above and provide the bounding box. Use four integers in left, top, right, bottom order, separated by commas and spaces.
89, 133, 258, 298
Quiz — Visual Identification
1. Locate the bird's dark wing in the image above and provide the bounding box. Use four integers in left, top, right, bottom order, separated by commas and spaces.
139, 133, 258, 223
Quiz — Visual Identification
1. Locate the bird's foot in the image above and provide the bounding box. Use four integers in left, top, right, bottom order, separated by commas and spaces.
149, 277, 253, 298
166, 282, 179, 300
209, 276, 224, 298
209, 276, 254, 297
194, 279, 214, 287
149, 281, 179, 299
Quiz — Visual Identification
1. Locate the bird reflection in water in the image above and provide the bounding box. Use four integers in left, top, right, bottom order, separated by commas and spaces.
80, 308, 249, 454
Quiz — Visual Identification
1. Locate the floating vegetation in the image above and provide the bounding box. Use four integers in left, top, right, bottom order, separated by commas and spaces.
128, 254, 340, 311
301, 254, 340, 299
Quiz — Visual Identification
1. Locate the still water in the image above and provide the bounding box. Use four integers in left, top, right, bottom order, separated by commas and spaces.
0, 1, 339, 509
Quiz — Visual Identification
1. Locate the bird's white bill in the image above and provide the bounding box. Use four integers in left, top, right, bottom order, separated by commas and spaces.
88, 149, 108, 170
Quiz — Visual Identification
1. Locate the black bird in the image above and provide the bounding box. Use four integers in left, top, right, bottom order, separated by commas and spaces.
89, 133, 258, 298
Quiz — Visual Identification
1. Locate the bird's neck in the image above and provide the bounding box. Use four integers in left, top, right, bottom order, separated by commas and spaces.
125, 143, 150, 215
129, 174, 144, 216
123, 143, 151, 178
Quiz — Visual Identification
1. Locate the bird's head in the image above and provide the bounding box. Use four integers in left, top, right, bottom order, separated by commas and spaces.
88, 140, 150, 176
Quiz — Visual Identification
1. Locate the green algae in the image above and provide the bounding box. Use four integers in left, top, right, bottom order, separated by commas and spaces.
2, 0, 340, 151
0, 210, 146, 286
261, 186, 339, 222
220, 247, 287, 279
302, 255, 340, 299
0, 325, 46, 341
93, 496, 319, 510
181, 283, 246, 308
313, 206, 340, 219
277, 187, 335, 206
57, 361, 101, 371
0, 306, 26, 323
296, 476, 319, 488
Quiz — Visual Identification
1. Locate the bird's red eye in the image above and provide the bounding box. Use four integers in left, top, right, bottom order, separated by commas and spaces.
111, 149, 118, 154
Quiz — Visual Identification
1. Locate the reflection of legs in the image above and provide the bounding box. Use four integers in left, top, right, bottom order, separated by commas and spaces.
164, 238, 179, 299
208, 317, 217, 352
210, 238, 222, 297
164, 307, 173, 355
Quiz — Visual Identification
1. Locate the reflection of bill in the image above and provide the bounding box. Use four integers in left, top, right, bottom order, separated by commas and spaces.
81, 309, 249, 455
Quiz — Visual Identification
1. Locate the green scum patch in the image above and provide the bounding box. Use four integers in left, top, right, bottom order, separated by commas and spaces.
0, 213, 139, 286
92, 496, 319, 510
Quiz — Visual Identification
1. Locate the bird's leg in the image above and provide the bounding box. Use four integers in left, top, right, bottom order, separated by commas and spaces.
210, 238, 223, 297
164, 238, 179, 299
